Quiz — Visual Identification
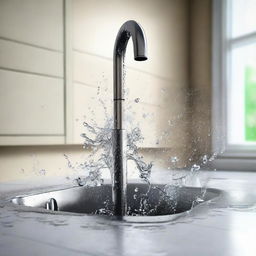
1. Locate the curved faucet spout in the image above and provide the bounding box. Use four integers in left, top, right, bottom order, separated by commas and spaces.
112, 20, 147, 217
114, 20, 147, 63
113, 20, 147, 129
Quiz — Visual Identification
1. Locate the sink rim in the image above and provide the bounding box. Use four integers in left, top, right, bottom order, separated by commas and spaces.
8, 183, 224, 223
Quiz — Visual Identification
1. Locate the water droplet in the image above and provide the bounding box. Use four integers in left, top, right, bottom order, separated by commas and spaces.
191, 164, 200, 172
170, 156, 179, 163
97, 86, 100, 95
209, 152, 217, 161
202, 155, 208, 164
39, 169, 46, 175
196, 197, 204, 203
142, 113, 147, 119
161, 88, 166, 93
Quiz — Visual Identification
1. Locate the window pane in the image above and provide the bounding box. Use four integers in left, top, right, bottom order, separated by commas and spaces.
228, 44, 256, 145
231, 0, 256, 38
245, 66, 256, 141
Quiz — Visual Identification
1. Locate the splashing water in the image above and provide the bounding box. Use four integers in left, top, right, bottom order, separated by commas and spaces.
62, 81, 219, 216
66, 117, 153, 188
134, 98, 140, 103
64, 110, 218, 216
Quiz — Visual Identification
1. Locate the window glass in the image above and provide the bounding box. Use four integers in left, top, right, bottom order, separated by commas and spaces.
228, 44, 256, 144
245, 64, 256, 141
231, 0, 256, 38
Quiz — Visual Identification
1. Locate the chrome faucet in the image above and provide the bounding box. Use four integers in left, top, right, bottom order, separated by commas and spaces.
112, 20, 147, 217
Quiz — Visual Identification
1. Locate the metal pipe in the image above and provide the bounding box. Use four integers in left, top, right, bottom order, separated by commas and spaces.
112, 20, 147, 217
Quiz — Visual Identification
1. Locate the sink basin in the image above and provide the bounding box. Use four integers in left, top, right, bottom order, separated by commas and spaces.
11, 183, 221, 221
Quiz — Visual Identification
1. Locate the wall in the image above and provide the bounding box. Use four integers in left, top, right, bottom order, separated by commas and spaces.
0, 145, 87, 182
189, 0, 212, 163
0, 0, 212, 182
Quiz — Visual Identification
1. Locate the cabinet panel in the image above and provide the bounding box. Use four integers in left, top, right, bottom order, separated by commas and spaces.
73, 50, 112, 88
0, 39, 63, 77
0, 70, 64, 135
0, 0, 63, 51
0, 0, 65, 145
0, 136, 65, 146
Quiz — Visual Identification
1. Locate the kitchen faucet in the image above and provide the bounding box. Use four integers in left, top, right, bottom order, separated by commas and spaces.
112, 20, 147, 217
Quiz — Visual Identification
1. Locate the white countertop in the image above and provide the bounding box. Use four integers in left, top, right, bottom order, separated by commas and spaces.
1, 170, 256, 256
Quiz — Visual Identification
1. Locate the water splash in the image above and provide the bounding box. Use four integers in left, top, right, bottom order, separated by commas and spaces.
134, 98, 140, 103
62, 82, 219, 216
66, 117, 153, 188
126, 127, 153, 183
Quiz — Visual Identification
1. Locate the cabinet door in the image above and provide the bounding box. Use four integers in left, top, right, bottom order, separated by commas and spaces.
0, 0, 65, 145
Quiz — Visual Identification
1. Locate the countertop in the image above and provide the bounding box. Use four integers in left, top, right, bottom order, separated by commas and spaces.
1, 170, 256, 256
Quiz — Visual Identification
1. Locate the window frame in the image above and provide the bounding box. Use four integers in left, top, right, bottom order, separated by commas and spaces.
212, 0, 256, 170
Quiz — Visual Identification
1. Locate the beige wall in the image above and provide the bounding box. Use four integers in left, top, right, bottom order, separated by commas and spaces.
0, 146, 87, 182
189, 0, 212, 163
0, 0, 212, 182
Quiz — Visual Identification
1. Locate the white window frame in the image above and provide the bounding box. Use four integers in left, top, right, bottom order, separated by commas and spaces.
212, 0, 256, 170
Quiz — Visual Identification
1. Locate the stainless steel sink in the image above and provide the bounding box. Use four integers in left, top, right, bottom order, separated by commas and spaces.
11, 184, 221, 219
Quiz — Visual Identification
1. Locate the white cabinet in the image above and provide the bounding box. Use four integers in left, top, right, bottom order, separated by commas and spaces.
0, 0, 65, 145
0, 70, 64, 135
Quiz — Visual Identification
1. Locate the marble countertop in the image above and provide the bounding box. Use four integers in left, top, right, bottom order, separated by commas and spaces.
1, 170, 256, 256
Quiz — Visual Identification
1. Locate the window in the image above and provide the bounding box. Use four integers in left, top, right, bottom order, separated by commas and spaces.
212, 0, 256, 169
